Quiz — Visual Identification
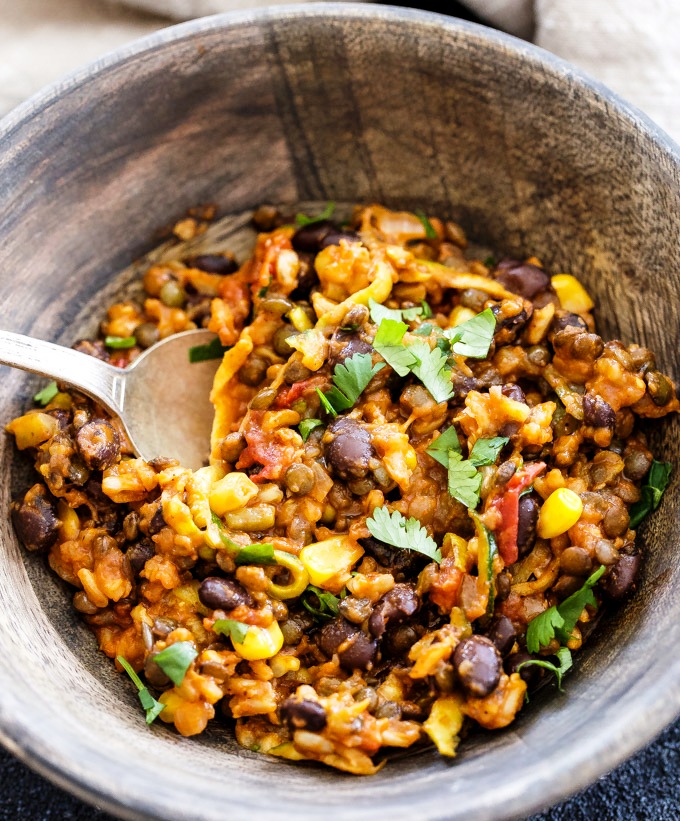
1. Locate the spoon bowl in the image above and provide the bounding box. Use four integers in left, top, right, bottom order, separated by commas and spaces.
0, 328, 220, 470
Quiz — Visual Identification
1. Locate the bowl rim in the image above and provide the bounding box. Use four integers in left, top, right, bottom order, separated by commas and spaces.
1, 4, 680, 820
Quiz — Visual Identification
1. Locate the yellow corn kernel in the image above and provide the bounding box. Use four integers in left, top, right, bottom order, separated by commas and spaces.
158, 690, 184, 722
448, 305, 477, 327
209, 472, 259, 516
162, 494, 203, 539
299, 535, 364, 591
57, 499, 80, 542
423, 694, 465, 757
232, 621, 284, 661
288, 305, 314, 332
537, 487, 583, 539
269, 653, 301, 678
551, 274, 594, 315
6, 411, 59, 450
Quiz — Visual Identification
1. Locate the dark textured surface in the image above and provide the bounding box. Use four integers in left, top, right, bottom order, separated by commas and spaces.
2, 717, 680, 820
1, 5, 680, 821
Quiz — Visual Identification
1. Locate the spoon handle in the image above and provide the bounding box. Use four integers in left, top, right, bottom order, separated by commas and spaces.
0, 330, 126, 416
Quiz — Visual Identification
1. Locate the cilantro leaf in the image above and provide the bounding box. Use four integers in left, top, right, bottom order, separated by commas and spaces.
408, 339, 454, 403
234, 543, 276, 565
468, 436, 509, 467
517, 646, 573, 692
34, 381, 58, 406
447, 450, 482, 509
117, 655, 165, 724
188, 336, 229, 362
426, 426, 462, 467
444, 307, 496, 359
415, 208, 437, 239
526, 565, 606, 652
420, 300, 433, 319
526, 608, 565, 654
333, 352, 384, 405
299, 418, 324, 441
629, 459, 672, 528
153, 641, 198, 687
554, 565, 606, 643
372, 318, 418, 377
295, 201, 336, 226
369, 298, 407, 324
213, 619, 249, 644
302, 585, 341, 620
366, 506, 441, 562
105, 335, 136, 349
317, 352, 384, 416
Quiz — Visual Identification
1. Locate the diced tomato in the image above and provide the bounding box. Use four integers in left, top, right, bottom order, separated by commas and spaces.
274, 376, 326, 409
490, 461, 546, 565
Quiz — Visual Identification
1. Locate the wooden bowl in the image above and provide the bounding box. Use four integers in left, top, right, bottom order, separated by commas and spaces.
1, 5, 679, 820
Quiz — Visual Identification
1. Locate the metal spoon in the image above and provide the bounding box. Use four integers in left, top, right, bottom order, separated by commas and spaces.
0, 328, 221, 471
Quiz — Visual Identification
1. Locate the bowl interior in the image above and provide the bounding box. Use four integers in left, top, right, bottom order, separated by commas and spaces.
1, 5, 680, 821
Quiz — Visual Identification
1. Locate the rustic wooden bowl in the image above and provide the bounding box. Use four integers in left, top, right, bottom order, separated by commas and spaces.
1, 4, 680, 820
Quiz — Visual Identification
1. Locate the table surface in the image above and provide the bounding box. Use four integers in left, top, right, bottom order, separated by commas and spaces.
1, 1, 679, 819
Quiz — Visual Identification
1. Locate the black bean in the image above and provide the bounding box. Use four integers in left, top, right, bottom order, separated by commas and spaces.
10, 484, 60, 552
485, 615, 517, 657
144, 651, 171, 689
553, 574, 583, 600
319, 229, 361, 249
600, 553, 641, 600
383, 623, 421, 657
291, 220, 335, 253
501, 383, 526, 404
198, 577, 253, 611
495, 263, 550, 300
560, 546, 592, 576
187, 254, 238, 275
126, 539, 155, 576
368, 583, 420, 639
280, 697, 327, 731
325, 417, 374, 480
147, 504, 166, 536
358, 535, 425, 578
492, 304, 530, 341
516, 494, 539, 559
495, 570, 512, 602
329, 331, 373, 367
317, 617, 377, 671
550, 311, 588, 337
505, 651, 540, 686
453, 635, 502, 698
583, 393, 616, 429
76, 418, 120, 470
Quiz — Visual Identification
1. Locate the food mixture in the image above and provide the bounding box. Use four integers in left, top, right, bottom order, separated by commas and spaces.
7, 203, 678, 774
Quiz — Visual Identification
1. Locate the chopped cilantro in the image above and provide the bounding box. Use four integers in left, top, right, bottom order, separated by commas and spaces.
628, 459, 672, 528
468, 436, 509, 467
447, 450, 482, 509
526, 565, 606, 653
302, 585, 341, 620
420, 300, 433, 319
188, 336, 229, 362
317, 352, 384, 416
426, 426, 462, 467
298, 418, 324, 441
483, 255, 497, 267
518, 646, 573, 693
415, 208, 437, 239
105, 335, 136, 349
34, 381, 58, 406
368, 298, 433, 326
408, 339, 454, 403
413, 322, 435, 336
444, 307, 496, 359
213, 619, 249, 644
153, 641, 198, 687
117, 655, 165, 725
234, 543, 276, 565
373, 318, 417, 377
295, 201, 336, 226
366, 506, 441, 563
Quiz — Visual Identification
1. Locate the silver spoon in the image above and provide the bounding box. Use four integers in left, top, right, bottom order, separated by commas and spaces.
0, 328, 221, 471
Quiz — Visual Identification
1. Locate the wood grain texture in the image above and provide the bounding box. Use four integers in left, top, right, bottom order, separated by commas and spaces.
0, 4, 680, 821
